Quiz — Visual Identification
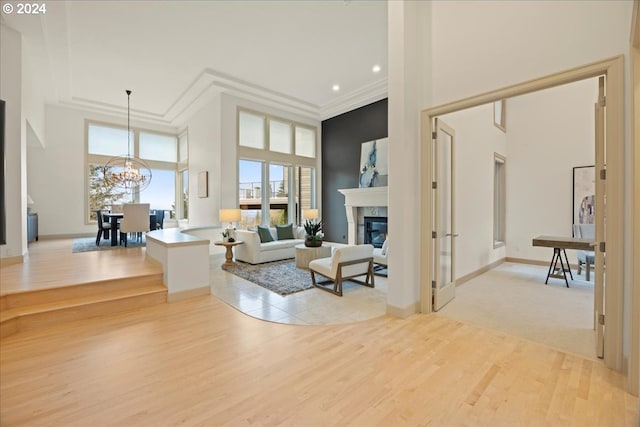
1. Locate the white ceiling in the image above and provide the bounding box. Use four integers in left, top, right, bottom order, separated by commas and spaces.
2, 0, 388, 126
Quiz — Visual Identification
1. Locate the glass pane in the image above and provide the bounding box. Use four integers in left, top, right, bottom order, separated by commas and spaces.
295, 126, 315, 158
181, 170, 189, 220
178, 133, 188, 163
88, 124, 131, 156
239, 159, 263, 228
139, 169, 176, 213
239, 111, 265, 149
295, 166, 314, 224
438, 131, 452, 289
140, 132, 177, 162
87, 163, 131, 220
269, 119, 291, 154
269, 164, 289, 226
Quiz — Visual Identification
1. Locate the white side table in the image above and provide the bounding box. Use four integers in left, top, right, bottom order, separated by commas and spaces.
295, 243, 331, 269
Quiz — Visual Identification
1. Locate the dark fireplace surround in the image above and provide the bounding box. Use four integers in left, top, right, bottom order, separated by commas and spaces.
364, 216, 388, 248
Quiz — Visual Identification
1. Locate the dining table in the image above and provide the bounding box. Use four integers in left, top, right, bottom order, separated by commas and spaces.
103, 212, 157, 247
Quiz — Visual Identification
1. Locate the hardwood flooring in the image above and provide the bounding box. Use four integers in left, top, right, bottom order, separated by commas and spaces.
0, 239, 638, 426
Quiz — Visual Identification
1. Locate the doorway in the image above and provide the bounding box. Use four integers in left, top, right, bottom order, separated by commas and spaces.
420, 56, 625, 371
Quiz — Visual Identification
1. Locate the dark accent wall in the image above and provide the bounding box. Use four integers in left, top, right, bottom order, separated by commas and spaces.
321, 98, 388, 243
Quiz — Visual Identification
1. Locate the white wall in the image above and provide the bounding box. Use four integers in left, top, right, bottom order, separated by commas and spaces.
28, 105, 176, 237
430, 1, 633, 107
506, 78, 597, 263
439, 103, 507, 279
182, 95, 222, 227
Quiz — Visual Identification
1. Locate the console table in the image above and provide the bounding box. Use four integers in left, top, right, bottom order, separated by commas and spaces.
532, 235, 595, 287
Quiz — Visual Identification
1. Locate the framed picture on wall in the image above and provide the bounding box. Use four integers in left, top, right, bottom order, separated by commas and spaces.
572, 165, 595, 232
198, 171, 208, 198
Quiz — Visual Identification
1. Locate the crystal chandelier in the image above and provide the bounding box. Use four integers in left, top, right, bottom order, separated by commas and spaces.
104, 90, 152, 193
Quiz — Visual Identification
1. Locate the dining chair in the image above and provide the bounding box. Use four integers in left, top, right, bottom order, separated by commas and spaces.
154, 209, 165, 229
95, 209, 113, 246
120, 203, 150, 247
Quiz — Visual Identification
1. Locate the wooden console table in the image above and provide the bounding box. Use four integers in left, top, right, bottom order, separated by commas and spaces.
532, 235, 595, 287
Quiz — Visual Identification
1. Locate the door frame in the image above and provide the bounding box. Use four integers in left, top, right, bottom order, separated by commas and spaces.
420, 56, 625, 372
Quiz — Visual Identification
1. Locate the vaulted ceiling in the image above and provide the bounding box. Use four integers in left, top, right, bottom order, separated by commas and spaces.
2, 0, 388, 126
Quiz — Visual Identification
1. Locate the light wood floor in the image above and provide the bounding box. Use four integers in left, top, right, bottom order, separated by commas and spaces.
1, 240, 638, 426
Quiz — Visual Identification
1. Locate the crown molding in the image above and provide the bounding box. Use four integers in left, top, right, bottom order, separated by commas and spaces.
319, 78, 388, 120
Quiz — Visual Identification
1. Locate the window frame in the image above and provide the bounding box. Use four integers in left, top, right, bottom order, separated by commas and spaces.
493, 152, 506, 248
85, 120, 180, 224
236, 108, 318, 226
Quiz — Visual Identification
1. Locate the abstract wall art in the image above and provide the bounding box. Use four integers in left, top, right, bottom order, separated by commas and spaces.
359, 137, 388, 188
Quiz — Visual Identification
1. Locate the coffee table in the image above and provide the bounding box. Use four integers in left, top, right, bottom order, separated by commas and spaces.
295, 243, 331, 269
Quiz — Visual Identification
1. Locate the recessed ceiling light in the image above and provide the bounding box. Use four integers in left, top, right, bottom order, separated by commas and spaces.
372, 65, 381, 73
332, 84, 340, 92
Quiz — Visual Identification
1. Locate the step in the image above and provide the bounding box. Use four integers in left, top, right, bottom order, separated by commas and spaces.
0, 284, 167, 339
2, 273, 164, 310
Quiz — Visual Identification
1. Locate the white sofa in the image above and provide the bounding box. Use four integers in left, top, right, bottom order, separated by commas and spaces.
234, 226, 306, 264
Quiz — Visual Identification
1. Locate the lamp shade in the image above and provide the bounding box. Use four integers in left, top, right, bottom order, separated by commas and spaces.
220, 209, 241, 222
302, 209, 318, 220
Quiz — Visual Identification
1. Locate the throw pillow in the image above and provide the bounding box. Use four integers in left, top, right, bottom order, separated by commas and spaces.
275, 223, 295, 240
257, 226, 274, 243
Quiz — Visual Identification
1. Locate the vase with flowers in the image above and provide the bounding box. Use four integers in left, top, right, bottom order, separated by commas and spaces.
303, 219, 324, 247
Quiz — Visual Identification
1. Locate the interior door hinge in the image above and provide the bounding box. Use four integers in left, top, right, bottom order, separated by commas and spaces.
598, 96, 606, 107
432, 231, 437, 239
432, 280, 436, 288
598, 314, 605, 325
432, 131, 437, 140
432, 181, 437, 189
599, 242, 606, 253
600, 169, 606, 180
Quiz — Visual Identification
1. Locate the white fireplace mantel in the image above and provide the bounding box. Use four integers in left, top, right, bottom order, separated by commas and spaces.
338, 187, 388, 245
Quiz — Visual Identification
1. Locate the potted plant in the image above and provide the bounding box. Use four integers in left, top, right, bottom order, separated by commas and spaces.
303, 219, 324, 247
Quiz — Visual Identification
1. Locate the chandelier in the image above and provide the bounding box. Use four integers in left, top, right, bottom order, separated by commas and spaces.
104, 90, 152, 193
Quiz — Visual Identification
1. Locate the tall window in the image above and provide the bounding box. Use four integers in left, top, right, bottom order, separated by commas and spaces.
238, 109, 317, 226
86, 122, 178, 223
493, 153, 506, 247
177, 132, 189, 220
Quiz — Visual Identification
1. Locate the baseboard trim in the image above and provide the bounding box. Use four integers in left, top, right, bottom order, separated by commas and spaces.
167, 286, 210, 302
505, 257, 548, 266
505, 257, 581, 270
0, 255, 24, 268
386, 301, 420, 318
457, 258, 506, 286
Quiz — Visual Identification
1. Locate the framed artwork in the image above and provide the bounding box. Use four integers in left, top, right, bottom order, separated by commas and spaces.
572, 165, 595, 230
198, 171, 208, 198
493, 99, 506, 132
359, 137, 388, 188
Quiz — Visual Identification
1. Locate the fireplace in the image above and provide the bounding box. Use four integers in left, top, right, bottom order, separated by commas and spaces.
364, 216, 387, 248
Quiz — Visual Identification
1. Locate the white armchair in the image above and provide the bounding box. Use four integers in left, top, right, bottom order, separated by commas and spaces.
120, 203, 150, 247
308, 244, 375, 296
372, 238, 388, 276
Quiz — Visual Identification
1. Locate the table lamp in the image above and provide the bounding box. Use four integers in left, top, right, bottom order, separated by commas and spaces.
220, 209, 241, 240
302, 209, 318, 221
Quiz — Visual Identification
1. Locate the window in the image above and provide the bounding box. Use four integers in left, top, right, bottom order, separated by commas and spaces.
237, 108, 318, 226
177, 132, 189, 220
493, 153, 506, 247
86, 122, 179, 223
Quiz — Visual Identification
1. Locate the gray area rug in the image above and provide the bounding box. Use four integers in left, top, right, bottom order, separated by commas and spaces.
72, 237, 146, 253
222, 259, 314, 296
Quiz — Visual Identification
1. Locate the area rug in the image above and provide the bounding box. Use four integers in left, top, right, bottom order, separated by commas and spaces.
72, 237, 146, 253
222, 259, 314, 296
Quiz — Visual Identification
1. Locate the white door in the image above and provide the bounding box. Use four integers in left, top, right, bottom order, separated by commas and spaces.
432, 119, 456, 311
594, 76, 605, 358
